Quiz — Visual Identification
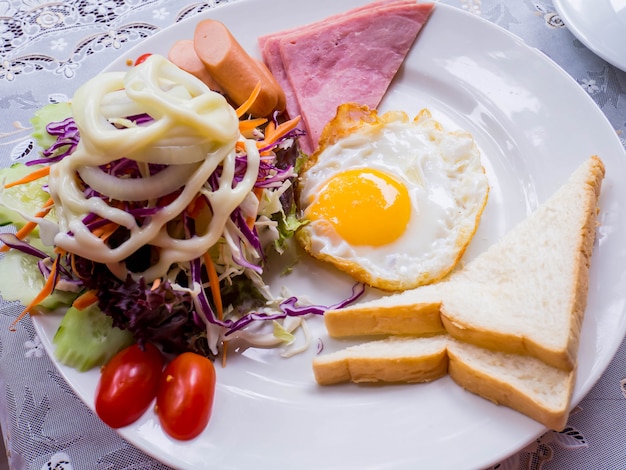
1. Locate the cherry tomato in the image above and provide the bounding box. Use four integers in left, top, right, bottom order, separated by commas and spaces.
156, 352, 216, 441
95, 343, 164, 429
134, 53, 152, 66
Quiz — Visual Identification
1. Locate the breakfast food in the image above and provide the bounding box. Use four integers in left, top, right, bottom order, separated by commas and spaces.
322, 156, 604, 369
259, 0, 434, 153
49, 55, 246, 280
446, 339, 574, 432
313, 335, 449, 385
194, 19, 286, 117
296, 103, 489, 291
323, 283, 445, 337
313, 335, 574, 431
312, 156, 604, 430
0, 52, 321, 372
438, 156, 604, 371
167, 39, 223, 93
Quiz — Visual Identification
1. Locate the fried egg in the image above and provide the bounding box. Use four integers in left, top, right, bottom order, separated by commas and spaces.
296, 103, 489, 291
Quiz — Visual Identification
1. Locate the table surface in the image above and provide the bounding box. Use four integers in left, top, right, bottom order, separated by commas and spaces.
1, 0, 626, 469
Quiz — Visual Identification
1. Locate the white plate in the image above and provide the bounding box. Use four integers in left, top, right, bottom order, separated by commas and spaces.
554, 0, 626, 71
32, 1, 626, 469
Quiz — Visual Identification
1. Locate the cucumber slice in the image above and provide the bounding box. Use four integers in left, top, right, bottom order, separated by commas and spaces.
30, 102, 72, 151
0, 163, 54, 230
0, 248, 76, 310
53, 304, 134, 372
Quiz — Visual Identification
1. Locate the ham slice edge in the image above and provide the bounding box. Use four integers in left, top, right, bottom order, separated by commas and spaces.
259, 1, 434, 154
260, 0, 418, 153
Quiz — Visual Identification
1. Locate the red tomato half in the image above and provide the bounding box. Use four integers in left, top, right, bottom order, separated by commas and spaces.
95, 343, 164, 429
134, 53, 152, 66
156, 352, 216, 441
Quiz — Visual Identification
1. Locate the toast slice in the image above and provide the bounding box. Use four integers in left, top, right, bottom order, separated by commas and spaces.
313, 335, 448, 385
440, 155, 604, 371
447, 340, 574, 432
321, 156, 605, 371
324, 283, 445, 337
312, 335, 574, 431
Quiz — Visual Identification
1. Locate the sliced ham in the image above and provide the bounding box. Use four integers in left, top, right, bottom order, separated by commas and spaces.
258, 0, 414, 50
259, 1, 434, 154
258, 0, 420, 153
260, 38, 307, 146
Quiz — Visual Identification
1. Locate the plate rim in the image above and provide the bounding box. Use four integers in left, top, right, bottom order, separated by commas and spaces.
553, 0, 626, 72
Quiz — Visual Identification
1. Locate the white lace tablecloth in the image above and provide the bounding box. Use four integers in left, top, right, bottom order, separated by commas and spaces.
1, 1, 625, 468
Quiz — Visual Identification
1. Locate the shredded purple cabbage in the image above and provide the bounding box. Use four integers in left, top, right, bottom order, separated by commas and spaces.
231, 208, 264, 259
124, 113, 154, 126
316, 338, 324, 355
16, 107, 347, 358
28, 117, 79, 165
224, 283, 366, 336
81, 206, 161, 232
106, 158, 167, 178
0, 233, 48, 258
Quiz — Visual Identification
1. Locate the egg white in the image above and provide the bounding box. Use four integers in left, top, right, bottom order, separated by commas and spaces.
296, 104, 489, 291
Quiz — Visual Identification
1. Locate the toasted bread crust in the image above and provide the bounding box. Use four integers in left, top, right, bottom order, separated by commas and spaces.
313, 349, 448, 385
312, 157, 605, 431
312, 336, 449, 385
447, 347, 575, 432
313, 335, 575, 431
325, 302, 445, 337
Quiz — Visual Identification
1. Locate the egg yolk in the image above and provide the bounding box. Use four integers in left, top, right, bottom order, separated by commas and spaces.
306, 168, 411, 246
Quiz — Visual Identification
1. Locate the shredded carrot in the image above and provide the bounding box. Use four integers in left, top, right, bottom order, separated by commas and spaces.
72, 289, 98, 310
156, 192, 179, 208
264, 121, 276, 140
258, 115, 301, 149
202, 252, 223, 320
267, 115, 301, 143
239, 118, 267, 134
221, 340, 228, 368
150, 278, 162, 291
201, 251, 228, 366
91, 221, 119, 242
235, 82, 262, 118
186, 194, 200, 215
187, 194, 209, 219
69, 253, 80, 278
53, 246, 67, 257
235, 141, 247, 154
0, 198, 54, 253
10, 255, 60, 330
3, 166, 51, 189
244, 187, 264, 229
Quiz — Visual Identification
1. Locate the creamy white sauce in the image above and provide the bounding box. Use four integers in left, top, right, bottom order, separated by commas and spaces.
48, 55, 260, 282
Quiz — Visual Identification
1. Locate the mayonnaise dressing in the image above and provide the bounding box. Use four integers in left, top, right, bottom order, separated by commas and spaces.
48, 55, 260, 282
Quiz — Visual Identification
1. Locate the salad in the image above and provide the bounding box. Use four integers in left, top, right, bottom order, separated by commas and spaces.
0, 54, 362, 377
